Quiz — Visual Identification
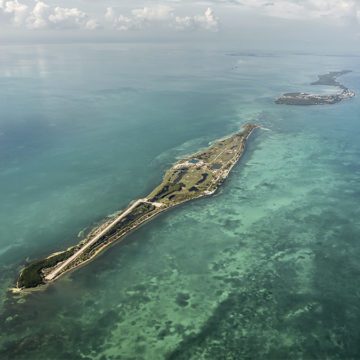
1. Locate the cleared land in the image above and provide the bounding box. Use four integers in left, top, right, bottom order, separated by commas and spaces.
16, 124, 258, 290
275, 70, 355, 106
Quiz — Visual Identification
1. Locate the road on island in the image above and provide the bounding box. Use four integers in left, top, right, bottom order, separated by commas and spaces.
45, 198, 151, 281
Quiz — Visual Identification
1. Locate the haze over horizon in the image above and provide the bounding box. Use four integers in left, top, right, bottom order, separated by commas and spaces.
1, 0, 360, 52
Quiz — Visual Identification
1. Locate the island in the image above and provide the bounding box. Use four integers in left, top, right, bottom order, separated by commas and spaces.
15, 124, 259, 291
275, 70, 355, 105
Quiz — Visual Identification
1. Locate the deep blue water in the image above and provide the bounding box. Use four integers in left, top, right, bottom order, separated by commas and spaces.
0, 44, 360, 359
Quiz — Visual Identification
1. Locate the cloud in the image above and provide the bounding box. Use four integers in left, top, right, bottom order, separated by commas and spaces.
48, 7, 87, 29
132, 5, 173, 22
196, 0, 359, 24
105, 5, 174, 31
175, 8, 218, 31
116, 14, 139, 31
104, 7, 115, 23
85, 18, 100, 30
261, 0, 359, 23
2, 2, 218, 33
1, 0, 100, 30
113, 5, 175, 31
27, 1, 50, 29
2, 0, 355, 37
105, 5, 219, 32
1, 0, 28, 26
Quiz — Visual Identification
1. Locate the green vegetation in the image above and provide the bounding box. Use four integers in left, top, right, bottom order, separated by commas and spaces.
151, 183, 184, 201
18, 248, 75, 289
86, 203, 157, 252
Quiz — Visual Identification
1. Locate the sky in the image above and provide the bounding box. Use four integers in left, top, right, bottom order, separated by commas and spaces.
0, 0, 359, 51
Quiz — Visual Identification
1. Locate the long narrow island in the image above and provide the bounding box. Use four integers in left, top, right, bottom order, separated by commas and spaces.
276, 70, 355, 105
15, 124, 259, 291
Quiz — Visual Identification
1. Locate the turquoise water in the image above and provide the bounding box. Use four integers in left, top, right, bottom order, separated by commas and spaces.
0, 44, 360, 359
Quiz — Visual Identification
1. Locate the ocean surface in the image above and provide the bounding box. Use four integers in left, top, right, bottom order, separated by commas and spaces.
0, 43, 360, 359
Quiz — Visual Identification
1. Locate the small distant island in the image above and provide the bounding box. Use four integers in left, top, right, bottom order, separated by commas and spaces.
276, 70, 355, 105
15, 124, 259, 291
